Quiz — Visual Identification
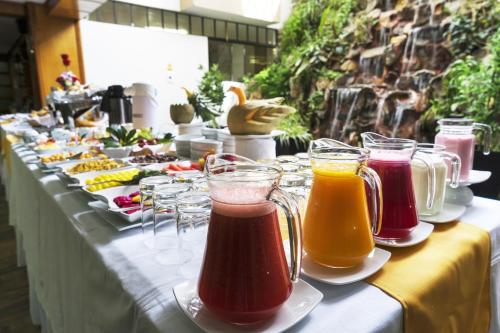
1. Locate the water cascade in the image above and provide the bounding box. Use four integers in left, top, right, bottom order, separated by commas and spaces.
402, 28, 421, 75
329, 88, 361, 140
375, 95, 387, 128
313, 0, 455, 143
391, 103, 407, 137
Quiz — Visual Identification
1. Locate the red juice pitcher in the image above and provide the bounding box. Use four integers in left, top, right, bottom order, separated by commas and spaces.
361, 133, 436, 240
198, 154, 302, 325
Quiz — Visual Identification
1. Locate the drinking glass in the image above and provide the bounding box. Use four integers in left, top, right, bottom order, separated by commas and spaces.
176, 191, 212, 278
297, 159, 311, 170
172, 171, 205, 189
294, 152, 309, 160
139, 176, 173, 248
278, 174, 309, 239
277, 155, 300, 164
152, 183, 190, 258
280, 163, 300, 173
191, 178, 209, 192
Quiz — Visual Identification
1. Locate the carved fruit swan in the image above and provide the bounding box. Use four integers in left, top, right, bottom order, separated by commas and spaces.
227, 86, 295, 135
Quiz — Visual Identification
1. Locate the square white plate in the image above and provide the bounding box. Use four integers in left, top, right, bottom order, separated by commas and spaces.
88, 201, 142, 230
84, 185, 141, 222
60, 159, 131, 177
374, 221, 434, 248
65, 166, 139, 186
301, 247, 391, 285
173, 278, 323, 333
459, 170, 491, 186
419, 203, 466, 224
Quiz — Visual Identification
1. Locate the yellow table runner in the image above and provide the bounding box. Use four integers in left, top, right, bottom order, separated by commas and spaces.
2, 134, 21, 176
367, 222, 491, 333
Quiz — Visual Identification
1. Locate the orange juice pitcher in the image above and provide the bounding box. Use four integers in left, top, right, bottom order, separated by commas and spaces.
304, 139, 383, 268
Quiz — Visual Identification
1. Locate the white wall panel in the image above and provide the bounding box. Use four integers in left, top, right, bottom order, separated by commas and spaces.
80, 20, 209, 130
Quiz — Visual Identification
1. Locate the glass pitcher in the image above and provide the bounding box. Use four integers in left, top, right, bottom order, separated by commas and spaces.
361, 132, 436, 240
434, 118, 491, 181
304, 139, 383, 268
198, 154, 302, 325
412, 144, 461, 216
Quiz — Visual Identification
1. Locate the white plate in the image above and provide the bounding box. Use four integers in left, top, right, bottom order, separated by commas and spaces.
173, 279, 323, 333
84, 185, 141, 222
101, 146, 134, 158
88, 201, 142, 228
419, 203, 466, 224
374, 222, 434, 248
60, 158, 130, 177
41, 156, 103, 171
65, 166, 139, 186
459, 170, 491, 186
82, 184, 138, 208
301, 248, 391, 285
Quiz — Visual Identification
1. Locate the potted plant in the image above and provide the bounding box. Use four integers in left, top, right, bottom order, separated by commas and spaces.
182, 65, 225, 138
274, 113, 313, 155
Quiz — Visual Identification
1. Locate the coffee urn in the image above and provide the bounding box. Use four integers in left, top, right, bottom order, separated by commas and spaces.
100, 85, 132, 126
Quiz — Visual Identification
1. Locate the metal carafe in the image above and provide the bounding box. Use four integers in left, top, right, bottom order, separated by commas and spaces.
100, 85, 132, 125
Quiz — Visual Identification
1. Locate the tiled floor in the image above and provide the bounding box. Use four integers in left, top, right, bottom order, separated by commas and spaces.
0, 186, 40, 333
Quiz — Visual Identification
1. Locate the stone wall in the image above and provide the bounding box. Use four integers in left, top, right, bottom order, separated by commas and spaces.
315, 0, 458, 145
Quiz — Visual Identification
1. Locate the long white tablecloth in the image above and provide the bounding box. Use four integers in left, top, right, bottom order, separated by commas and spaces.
2, 126, 500, 332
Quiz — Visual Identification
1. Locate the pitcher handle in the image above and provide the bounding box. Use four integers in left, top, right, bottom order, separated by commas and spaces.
268, 187, 302, 283
414, 153, 436, 209
473, 123, 492, 155
358, 165, 383, 236
440, 151, 461, 188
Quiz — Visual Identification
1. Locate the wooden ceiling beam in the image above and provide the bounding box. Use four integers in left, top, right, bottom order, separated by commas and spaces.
46, 0, 79, 20
0, 1, 26, 17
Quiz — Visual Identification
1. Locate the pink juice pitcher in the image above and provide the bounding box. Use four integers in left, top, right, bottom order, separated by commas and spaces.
361, 133, 436, 240
434, 118, 491, 181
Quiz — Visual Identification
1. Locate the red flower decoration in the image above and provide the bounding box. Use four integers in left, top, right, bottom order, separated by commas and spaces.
61, 54, 71, 67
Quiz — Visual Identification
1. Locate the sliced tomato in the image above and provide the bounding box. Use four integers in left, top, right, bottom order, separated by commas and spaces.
179, 164, 193, 171
190, 162, 201, 171
168, 163, 183, 171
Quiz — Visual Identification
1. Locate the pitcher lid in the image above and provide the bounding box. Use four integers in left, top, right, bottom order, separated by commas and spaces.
361, 132, 416, 150
437, 118, 474, 126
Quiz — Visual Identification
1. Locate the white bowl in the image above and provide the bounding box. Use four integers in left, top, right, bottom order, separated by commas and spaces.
102, 146, 134, 158
175, 134, 205, 143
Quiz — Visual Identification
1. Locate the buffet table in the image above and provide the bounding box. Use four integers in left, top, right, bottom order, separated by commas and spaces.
1, 121, 500, 333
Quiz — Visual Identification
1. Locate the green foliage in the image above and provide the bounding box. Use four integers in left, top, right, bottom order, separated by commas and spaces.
101, 127, 173, 148
245, 63, 292, 99
188, 65, 225, 125
199, 65, 225, 106
279, 1, 324, 56
101, 126, 138, 147
449, 0, 500, 57
351, 14, 375, 45
429, 31, 500, 150
187, 93, 220, 123
276, 112, 313, 147
243, 0, 361, 144
307, 90, 326, 113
